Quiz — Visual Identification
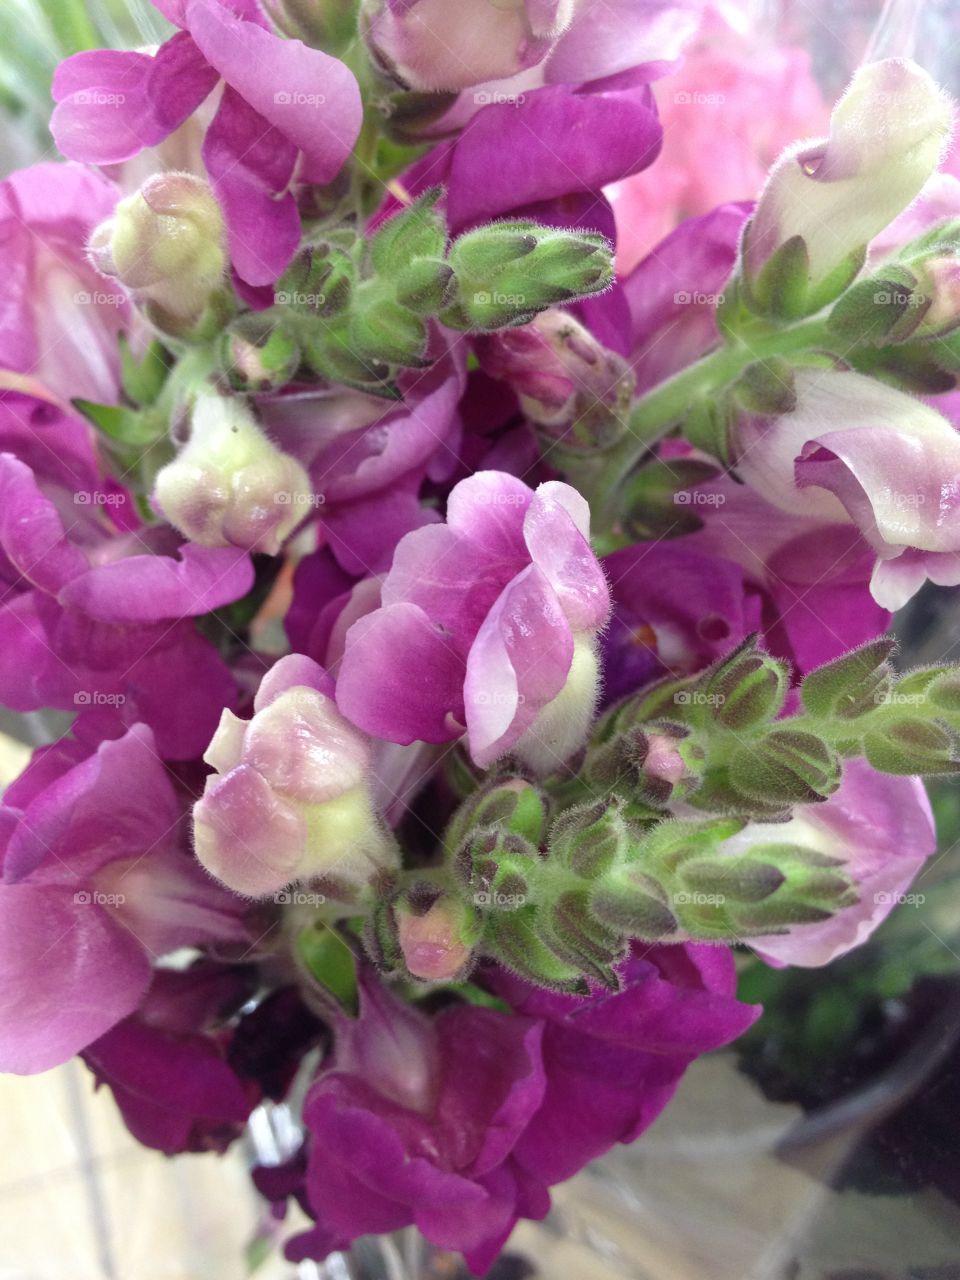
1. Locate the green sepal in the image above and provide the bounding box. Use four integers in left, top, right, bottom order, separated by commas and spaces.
394, 257, 456, 313
485, 906, 590, 993
369, 187, 447, 273
119, 337, 169, 406
728, 729, 841, 805
801, 637, 897, 720
701, 635, 790, 730
72, 398, 163, 448
733, 358, 798, 415
297, 922, 359, 1010
826, 270, 926, 346
864, 718, 960, 776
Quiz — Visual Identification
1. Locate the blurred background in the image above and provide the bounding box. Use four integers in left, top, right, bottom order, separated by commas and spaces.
3, 1, 960, 1277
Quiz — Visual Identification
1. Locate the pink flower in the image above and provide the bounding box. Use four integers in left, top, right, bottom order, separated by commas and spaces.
193, 655, 397, 898
51, 0, 362, 285
336, 472, 611, 772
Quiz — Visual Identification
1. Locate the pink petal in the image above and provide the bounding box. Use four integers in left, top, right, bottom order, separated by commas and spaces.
194, 764, 305, 897
524, 483, 610, 630
0, 884, 150, 1073
465, 565, 573, 767
59, 544, 255, 622
337, 602, 466, 744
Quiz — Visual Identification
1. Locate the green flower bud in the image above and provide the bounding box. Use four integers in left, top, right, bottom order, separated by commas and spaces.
88, 173, 226, 329
701, 637, 790, 730
864, 717, 960, 775
277, 242, 355, 318
443, 222, 613, 331
801, 637, 896, 720
153, 394, 314, 555
220, 315, 301, 392
729, 729, 842, 806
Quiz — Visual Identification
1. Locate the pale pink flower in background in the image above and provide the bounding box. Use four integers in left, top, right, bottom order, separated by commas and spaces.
608, 6, 829, 274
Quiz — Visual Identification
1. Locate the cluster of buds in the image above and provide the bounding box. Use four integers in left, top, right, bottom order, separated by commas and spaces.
88, 173, 227, 334
153, 394, 313, 556
257, 190, 613, 396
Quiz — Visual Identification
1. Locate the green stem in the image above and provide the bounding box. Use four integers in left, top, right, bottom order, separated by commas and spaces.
588, 316, 833, 531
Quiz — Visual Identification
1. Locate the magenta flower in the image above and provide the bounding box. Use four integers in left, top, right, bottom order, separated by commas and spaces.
722, 760, 936, 967
0, 162, 129, 403
0, 726, 247, 1074
270, 946, 755, 1272
0, 411, 253, 758
336, 471, 611, 771
51, 0, 363, 285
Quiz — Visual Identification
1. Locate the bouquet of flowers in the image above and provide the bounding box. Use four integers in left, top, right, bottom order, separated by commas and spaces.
3, 0, 960, 1272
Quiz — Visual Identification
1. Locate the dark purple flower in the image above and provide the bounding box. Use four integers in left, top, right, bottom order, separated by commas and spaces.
269, 946, 755, 1273
51, 0, 363, 285
83, 963, 258, 1153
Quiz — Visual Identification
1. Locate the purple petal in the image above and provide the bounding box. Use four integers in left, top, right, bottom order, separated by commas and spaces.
546, 0, 704, 83
186, 0, 362, 183
51, 37, 218, 165
0, 453, 89, 594
445, 82, 661, 230
254, 654, 335, 712
60, 543, 255, 622
202, 87, 301, 285
523, 482, 610, 630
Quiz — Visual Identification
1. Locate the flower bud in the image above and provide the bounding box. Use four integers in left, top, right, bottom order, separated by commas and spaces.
442, 224, 613, 331
193, 656, 397, 899
475, 309, 633, 451
396, 892, 477, 982
221, 315, 302, 393
744, 59, 953, 317
153, 394, 313, 556
88, 173, 226, 327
